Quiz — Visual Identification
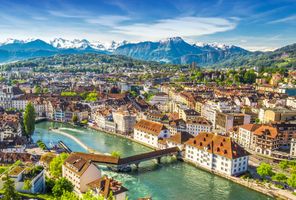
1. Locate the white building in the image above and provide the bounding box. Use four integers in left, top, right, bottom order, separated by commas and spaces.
186, 117, 212, 136
133, 119, 170, 148
237, 124, 260, 149
185, 132, 249, 176
113, 109, 136, 134
0, 86, 24, 109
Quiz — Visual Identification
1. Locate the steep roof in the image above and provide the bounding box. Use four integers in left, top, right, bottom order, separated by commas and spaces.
185, 132, 249, 159
253, 125, 279, 139
134, 119, 167, 136
166, 132, 193, 144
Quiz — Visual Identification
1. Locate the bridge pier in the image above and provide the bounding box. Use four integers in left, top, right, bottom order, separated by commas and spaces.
157, 157, 161, 164
134, 163, 140, 170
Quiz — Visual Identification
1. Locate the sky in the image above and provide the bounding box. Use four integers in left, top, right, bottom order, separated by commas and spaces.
0, 0, 295, 51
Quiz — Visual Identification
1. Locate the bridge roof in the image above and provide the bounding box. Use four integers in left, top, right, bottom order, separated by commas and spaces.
67, 147, 179, 166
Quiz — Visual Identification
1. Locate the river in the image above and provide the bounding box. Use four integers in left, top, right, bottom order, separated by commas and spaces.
32, 121, 272, 200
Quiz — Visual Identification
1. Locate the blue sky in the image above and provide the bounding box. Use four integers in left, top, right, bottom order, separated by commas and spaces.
0, 0, 295, 51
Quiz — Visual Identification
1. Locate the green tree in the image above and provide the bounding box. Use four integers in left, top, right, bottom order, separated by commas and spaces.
82, 190, 104, 200
279, 160, 289, 170
257, 162, 274, 179
255, 118, 260, 124
3, 173, 20, 200
49, 153, 69, 178
287, 174, 296, 188
23, 102, 36, 137
34, 86, 42, 94
45, 176, 55, 193
72, 115, 78, 124
59, 190, 80, 200
22, 179, 32, 190
52, 177, 74, 197
243, 70, 257, 84
85, 92, 98, 102
111, 151, 121, 158
272, 173, 287, 183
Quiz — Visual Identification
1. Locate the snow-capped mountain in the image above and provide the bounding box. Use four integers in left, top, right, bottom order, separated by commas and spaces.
0, 38, 36, 45
50, 38, 96, 50
0, 36, 251, 64
49, 38, 128, 51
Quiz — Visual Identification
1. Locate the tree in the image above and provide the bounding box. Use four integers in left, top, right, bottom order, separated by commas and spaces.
85, 92, 98, 102
49, 153, 69, 178
287, 174, 296, 188
272, 173, 287, 183
279, 160, 289, 170
111, 151, 121, 158
45, 176, 55, 193
52, 177, 74, 197
23, 102, 36, 137
59, 190, 80, 200
72, 115, 78, 124
257, 162, 274, 179
243, 70, 257, 84
34, 86, 42, 94
22, 179, 32, 190
82, 190, 104, 200
255, 118, 260, 124
3, 173, 20, 200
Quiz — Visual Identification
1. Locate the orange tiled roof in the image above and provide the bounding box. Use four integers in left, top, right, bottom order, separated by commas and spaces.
185, 132, 249, 159
134, 119, 167, 136
253, 125, 278, 139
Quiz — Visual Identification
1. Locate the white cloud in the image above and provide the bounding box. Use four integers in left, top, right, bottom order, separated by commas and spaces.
85, 15, 131, 26
112, 16, 237, 41
269, 15, 296, 24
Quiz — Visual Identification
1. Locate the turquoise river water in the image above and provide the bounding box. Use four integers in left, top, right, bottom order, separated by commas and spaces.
32, 121, 272, 200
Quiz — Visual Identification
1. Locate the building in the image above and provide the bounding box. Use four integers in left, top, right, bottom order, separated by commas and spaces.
87, 176, 128, 200
62, 153, 102, 193
0, 165, 45, 194
0, 113, 23, 143
185, 132, 249, 176
113, 109, 136, 134
290, 137, 296, 158
258, 108, 296, 123
0, 86, 24, 109
237, 124, 261, 149
133, 119, 170, 148
216, 112, 251, 132
186, 117, 212, 136
180, 109, 200, 122
165, 131, 193, 151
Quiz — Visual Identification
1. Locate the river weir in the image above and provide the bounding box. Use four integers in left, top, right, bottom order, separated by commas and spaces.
33, 121, 272, 200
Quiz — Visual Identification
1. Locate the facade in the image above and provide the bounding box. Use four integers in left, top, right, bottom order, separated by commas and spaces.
185, 132, 249, 176
237, 124, 260, 149
216, 112, 251, 132
186, 117, 212, 136
133, 119, 170, 148
0, 86, 24, 109
62, 154, 102, 193
0, 113, 23, 142
113, 110, 136, 134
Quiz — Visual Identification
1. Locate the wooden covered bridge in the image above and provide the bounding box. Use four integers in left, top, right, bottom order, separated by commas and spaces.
70, 147, 181, 172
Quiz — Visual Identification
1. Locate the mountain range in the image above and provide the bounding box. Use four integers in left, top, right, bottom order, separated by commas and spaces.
0, 37, 295, 68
